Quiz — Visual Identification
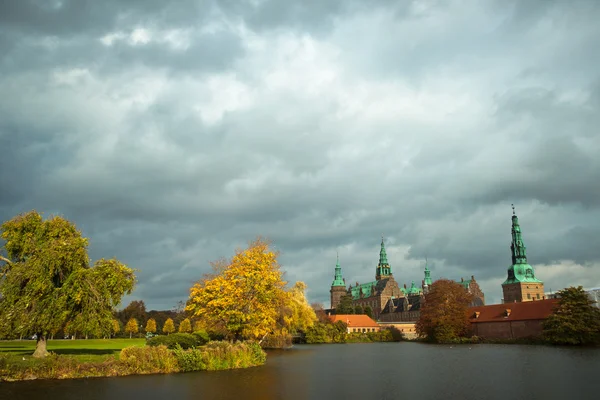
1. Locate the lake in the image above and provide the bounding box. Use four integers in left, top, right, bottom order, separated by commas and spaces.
1, 342, 599, 400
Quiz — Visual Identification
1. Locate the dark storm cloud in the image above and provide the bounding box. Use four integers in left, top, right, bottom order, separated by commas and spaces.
1, 0, 600, 308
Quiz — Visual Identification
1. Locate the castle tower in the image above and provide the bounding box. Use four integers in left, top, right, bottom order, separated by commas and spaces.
423, 260, 432, 293
502, 205, 544, 303
330, 253, 347, 309
376, 237, 392, 280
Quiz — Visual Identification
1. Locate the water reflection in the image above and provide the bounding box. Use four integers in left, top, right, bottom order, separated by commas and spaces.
1, 343, 599, 400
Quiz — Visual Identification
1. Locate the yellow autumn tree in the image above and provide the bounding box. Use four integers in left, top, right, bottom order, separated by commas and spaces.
163, 318, 175, 335
178, 318, 192, 333
111, 319, 121, 337
279, 281, 317, 334
125, 318, 138, 339
145, 318, 157, 334
186, 238, 286, 341
193, 320, 205, 332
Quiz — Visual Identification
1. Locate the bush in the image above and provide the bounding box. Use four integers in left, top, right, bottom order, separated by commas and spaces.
260, 332, 293, 349
172, 341, 267, 372
193, 330, 210, 346
119, 345, 179, 374
146, 333, 200, 349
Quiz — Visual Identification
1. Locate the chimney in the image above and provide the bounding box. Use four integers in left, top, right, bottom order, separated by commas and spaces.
461, 277, 464, 282
471, 275, 475, 281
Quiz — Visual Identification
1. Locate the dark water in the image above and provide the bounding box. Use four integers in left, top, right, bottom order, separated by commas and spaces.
1, 343, 599, 400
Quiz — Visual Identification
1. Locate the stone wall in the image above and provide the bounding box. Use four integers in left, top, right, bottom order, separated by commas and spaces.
471, 319, 545, 339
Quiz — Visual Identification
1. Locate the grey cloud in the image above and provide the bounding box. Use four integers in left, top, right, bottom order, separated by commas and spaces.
2, 0, 600, 309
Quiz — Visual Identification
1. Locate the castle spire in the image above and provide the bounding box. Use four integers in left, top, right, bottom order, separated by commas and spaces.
379, 236, 389, 266
510, 204, 527, 265
376, 236, 391, 280
424, 258, 432, 286
331, 252, 345, 287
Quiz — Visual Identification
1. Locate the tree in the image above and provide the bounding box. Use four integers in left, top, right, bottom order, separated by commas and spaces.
335, 294, 355, 314
354, 305, 364, 315
163, 318, 175, 335
416, 279, 473, 343
543, 286, 600, 345
145, 318, 157, 334
186, 238, 286, 341
125, 318, 139, 339
178, 318, 192, 333
311, 303, 330, 323
277, 281, 317, 334
364, 306, 374, 319
118, 300, 147, 328
0, 211, 136, 357
112, 319, 121, 337
193, 320, 205, 332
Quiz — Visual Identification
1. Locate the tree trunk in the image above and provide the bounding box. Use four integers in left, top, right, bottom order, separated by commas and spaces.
130, 332, 132, 339
33, 335, 49, 358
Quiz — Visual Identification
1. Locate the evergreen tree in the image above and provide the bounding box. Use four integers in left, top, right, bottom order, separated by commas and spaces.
354, 305, 364, 315
364, 306, 374, 319
336, 294, 355, 314
543, 286, 600, 345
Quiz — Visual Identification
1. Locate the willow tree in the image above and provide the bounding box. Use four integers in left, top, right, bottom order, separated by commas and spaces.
0, 211, 136, 357
186, 238, 286, 341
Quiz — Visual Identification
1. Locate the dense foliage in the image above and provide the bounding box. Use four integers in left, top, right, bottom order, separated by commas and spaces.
178, 318, 192, 333
543, 286, 600, 345
186, 238, 287, 341
335, 294, 355, 314
125, 318, 139, 338
0, 211, 136, 357
416, 279, 473, 343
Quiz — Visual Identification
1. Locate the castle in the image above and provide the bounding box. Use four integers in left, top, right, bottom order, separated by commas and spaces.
330, 238, 485, 319
329, 206, 546, 323
501, 205, 544, 303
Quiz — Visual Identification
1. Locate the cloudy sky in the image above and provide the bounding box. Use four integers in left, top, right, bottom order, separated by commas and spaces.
1, 0, 599, 309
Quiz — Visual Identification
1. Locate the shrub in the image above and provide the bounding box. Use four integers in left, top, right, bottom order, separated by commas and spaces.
119, 345, 179, 374
172, 341, 267, 372
260, 332, 292, 349
146, 333, 199, 349
193, 330, 210, 346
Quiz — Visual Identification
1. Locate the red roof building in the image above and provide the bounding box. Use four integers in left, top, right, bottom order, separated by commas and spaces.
329, 314, 381, 333
468, 298, 558, 339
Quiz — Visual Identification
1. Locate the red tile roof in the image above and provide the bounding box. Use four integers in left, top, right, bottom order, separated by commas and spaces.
329, 314, 379, 328
469, 299, 558, 323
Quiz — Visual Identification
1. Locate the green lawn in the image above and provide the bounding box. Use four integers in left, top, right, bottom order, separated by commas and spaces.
0, 338, 146, 363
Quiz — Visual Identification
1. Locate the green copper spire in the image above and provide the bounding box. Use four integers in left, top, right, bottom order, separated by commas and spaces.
331, 252, 345, 287
510, 204, 527, 264
379, 236, 389, 266
376, 236, 392, 280
502, 205, 543, 285
424, 258, 432, 286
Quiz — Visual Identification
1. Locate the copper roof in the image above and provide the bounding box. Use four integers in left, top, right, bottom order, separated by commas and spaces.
469, 298, 558, 323
329, 314, 380, 328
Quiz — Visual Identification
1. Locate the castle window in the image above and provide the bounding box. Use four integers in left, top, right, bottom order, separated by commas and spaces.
527, 293, 531, 299
537, 294, 540, 299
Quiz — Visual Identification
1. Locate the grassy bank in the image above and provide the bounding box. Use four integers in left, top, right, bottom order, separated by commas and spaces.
0, 339, 266, 381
